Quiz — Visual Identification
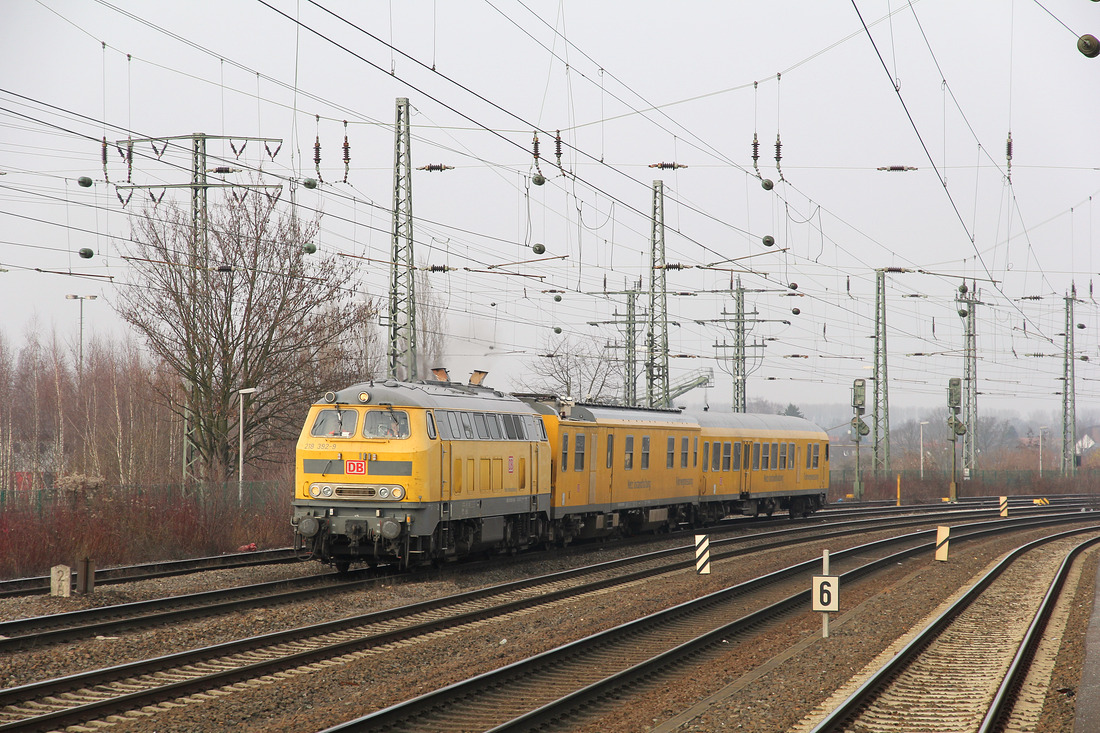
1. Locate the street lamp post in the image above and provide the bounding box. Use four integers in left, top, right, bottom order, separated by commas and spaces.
919, 421, 930, 480
238, 387, 257, 505
65, 294, 98, 379
1039, 426, 1049, 478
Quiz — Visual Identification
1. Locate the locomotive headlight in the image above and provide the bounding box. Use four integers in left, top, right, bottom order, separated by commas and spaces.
391, 486, 405, 500
378, 487, 390, 499
321, 485, 334, 498
309, 484, 321, 498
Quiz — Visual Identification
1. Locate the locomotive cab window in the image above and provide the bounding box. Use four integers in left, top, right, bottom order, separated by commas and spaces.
364, 410, 409, 438
606, 434, 615, 468
311, 408, 359, 438
575, 434, 586, 471
702, 442, 710, 472
561, 434, 570, 471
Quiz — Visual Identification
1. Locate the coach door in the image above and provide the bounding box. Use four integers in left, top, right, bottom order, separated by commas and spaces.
741, 440, 753, 493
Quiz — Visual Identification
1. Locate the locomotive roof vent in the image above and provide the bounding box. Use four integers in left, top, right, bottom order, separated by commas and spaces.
469, 369, 489, 386
431, 367, 451, 382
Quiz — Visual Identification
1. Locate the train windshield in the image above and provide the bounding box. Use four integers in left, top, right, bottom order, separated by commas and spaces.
310, 408, 359, 438
364, 410, 411, 439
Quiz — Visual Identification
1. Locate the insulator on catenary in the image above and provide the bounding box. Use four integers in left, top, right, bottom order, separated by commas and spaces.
425, 264, 453, 272
532, 132, 540, 162
752, 133, 760, 173
342, 120, 350, 184
417, 164, 454, 172
126, 141, 133, 183
101, 137, 110, 182
555, 130, 563, 169
230, 140, 247, 159
314, 115, 324, 183
877, 165, 917, 171
264, 141, 282, 161
1006, 132, 1013, 182
649, 162, 687, 170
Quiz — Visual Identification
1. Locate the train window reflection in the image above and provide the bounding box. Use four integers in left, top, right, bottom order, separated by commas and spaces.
311, 409, 358, 438
364, 410, 409, 438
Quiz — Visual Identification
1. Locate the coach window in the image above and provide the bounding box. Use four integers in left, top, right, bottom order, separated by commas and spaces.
712, 441, 721, 471
722, 442, 732, 471
606, 433, 615, 468
693, 437, 698, 467
561, 434, 570, 471
312, 409, 359, 438
733, 442, 742, 471
667, 437, 676, 468
812, 443, 820, 469
575, 434, 586, 471
641, 436, 651, 469
779, 442, 787, 469
771, 442, 780, 469
806, 442, 812, 469
789, 442, 796, 469
681, 437, 690, 468
753, 442, 761, 470
824, 443, 829, 462
761, 442, 770, 470
625, 435, 635, 470
702, 442, 710, 472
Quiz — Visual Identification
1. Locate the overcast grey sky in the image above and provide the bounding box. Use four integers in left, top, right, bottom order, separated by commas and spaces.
2, 1, 1098, 420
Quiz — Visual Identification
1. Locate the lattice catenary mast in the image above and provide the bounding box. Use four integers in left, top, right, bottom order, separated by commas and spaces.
388, 98, 418, 381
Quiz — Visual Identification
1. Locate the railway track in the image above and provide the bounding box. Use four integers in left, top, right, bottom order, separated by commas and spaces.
0, 547, 303, 598
0, 505, 1063, 653
316, 516, 1098, 732
3, 512, 1060, 732
802, 528, 1100, 733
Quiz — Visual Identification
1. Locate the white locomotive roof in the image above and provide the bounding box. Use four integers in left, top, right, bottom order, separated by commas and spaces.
324, 380, 539, 413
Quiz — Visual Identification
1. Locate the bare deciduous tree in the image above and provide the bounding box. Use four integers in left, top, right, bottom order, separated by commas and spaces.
519, 335, 622, 402
117, 194, 369, 480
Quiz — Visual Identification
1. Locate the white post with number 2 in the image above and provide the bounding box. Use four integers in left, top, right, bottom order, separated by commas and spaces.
812, 549, 839, 638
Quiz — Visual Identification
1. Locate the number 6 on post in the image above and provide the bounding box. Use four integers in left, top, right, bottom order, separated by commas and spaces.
812, 575, 840, 612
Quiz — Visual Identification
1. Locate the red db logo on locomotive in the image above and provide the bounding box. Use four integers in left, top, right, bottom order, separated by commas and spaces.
345, 460, 367, 475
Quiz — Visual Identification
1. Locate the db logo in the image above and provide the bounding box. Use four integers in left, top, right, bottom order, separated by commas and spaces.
345, 460, 367, 475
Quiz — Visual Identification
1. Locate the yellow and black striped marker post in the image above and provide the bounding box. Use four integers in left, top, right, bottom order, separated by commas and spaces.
1000, 496, 1009, 518
1033, 497, 1050, 506
935, 526, 950, 562
695, 534, 711, 575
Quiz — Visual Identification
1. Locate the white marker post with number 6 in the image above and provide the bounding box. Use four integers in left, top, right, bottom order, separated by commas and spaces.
812, 549, 839, 638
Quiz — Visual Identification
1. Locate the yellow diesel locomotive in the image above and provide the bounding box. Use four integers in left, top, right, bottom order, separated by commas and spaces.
292, 374, 829, 571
